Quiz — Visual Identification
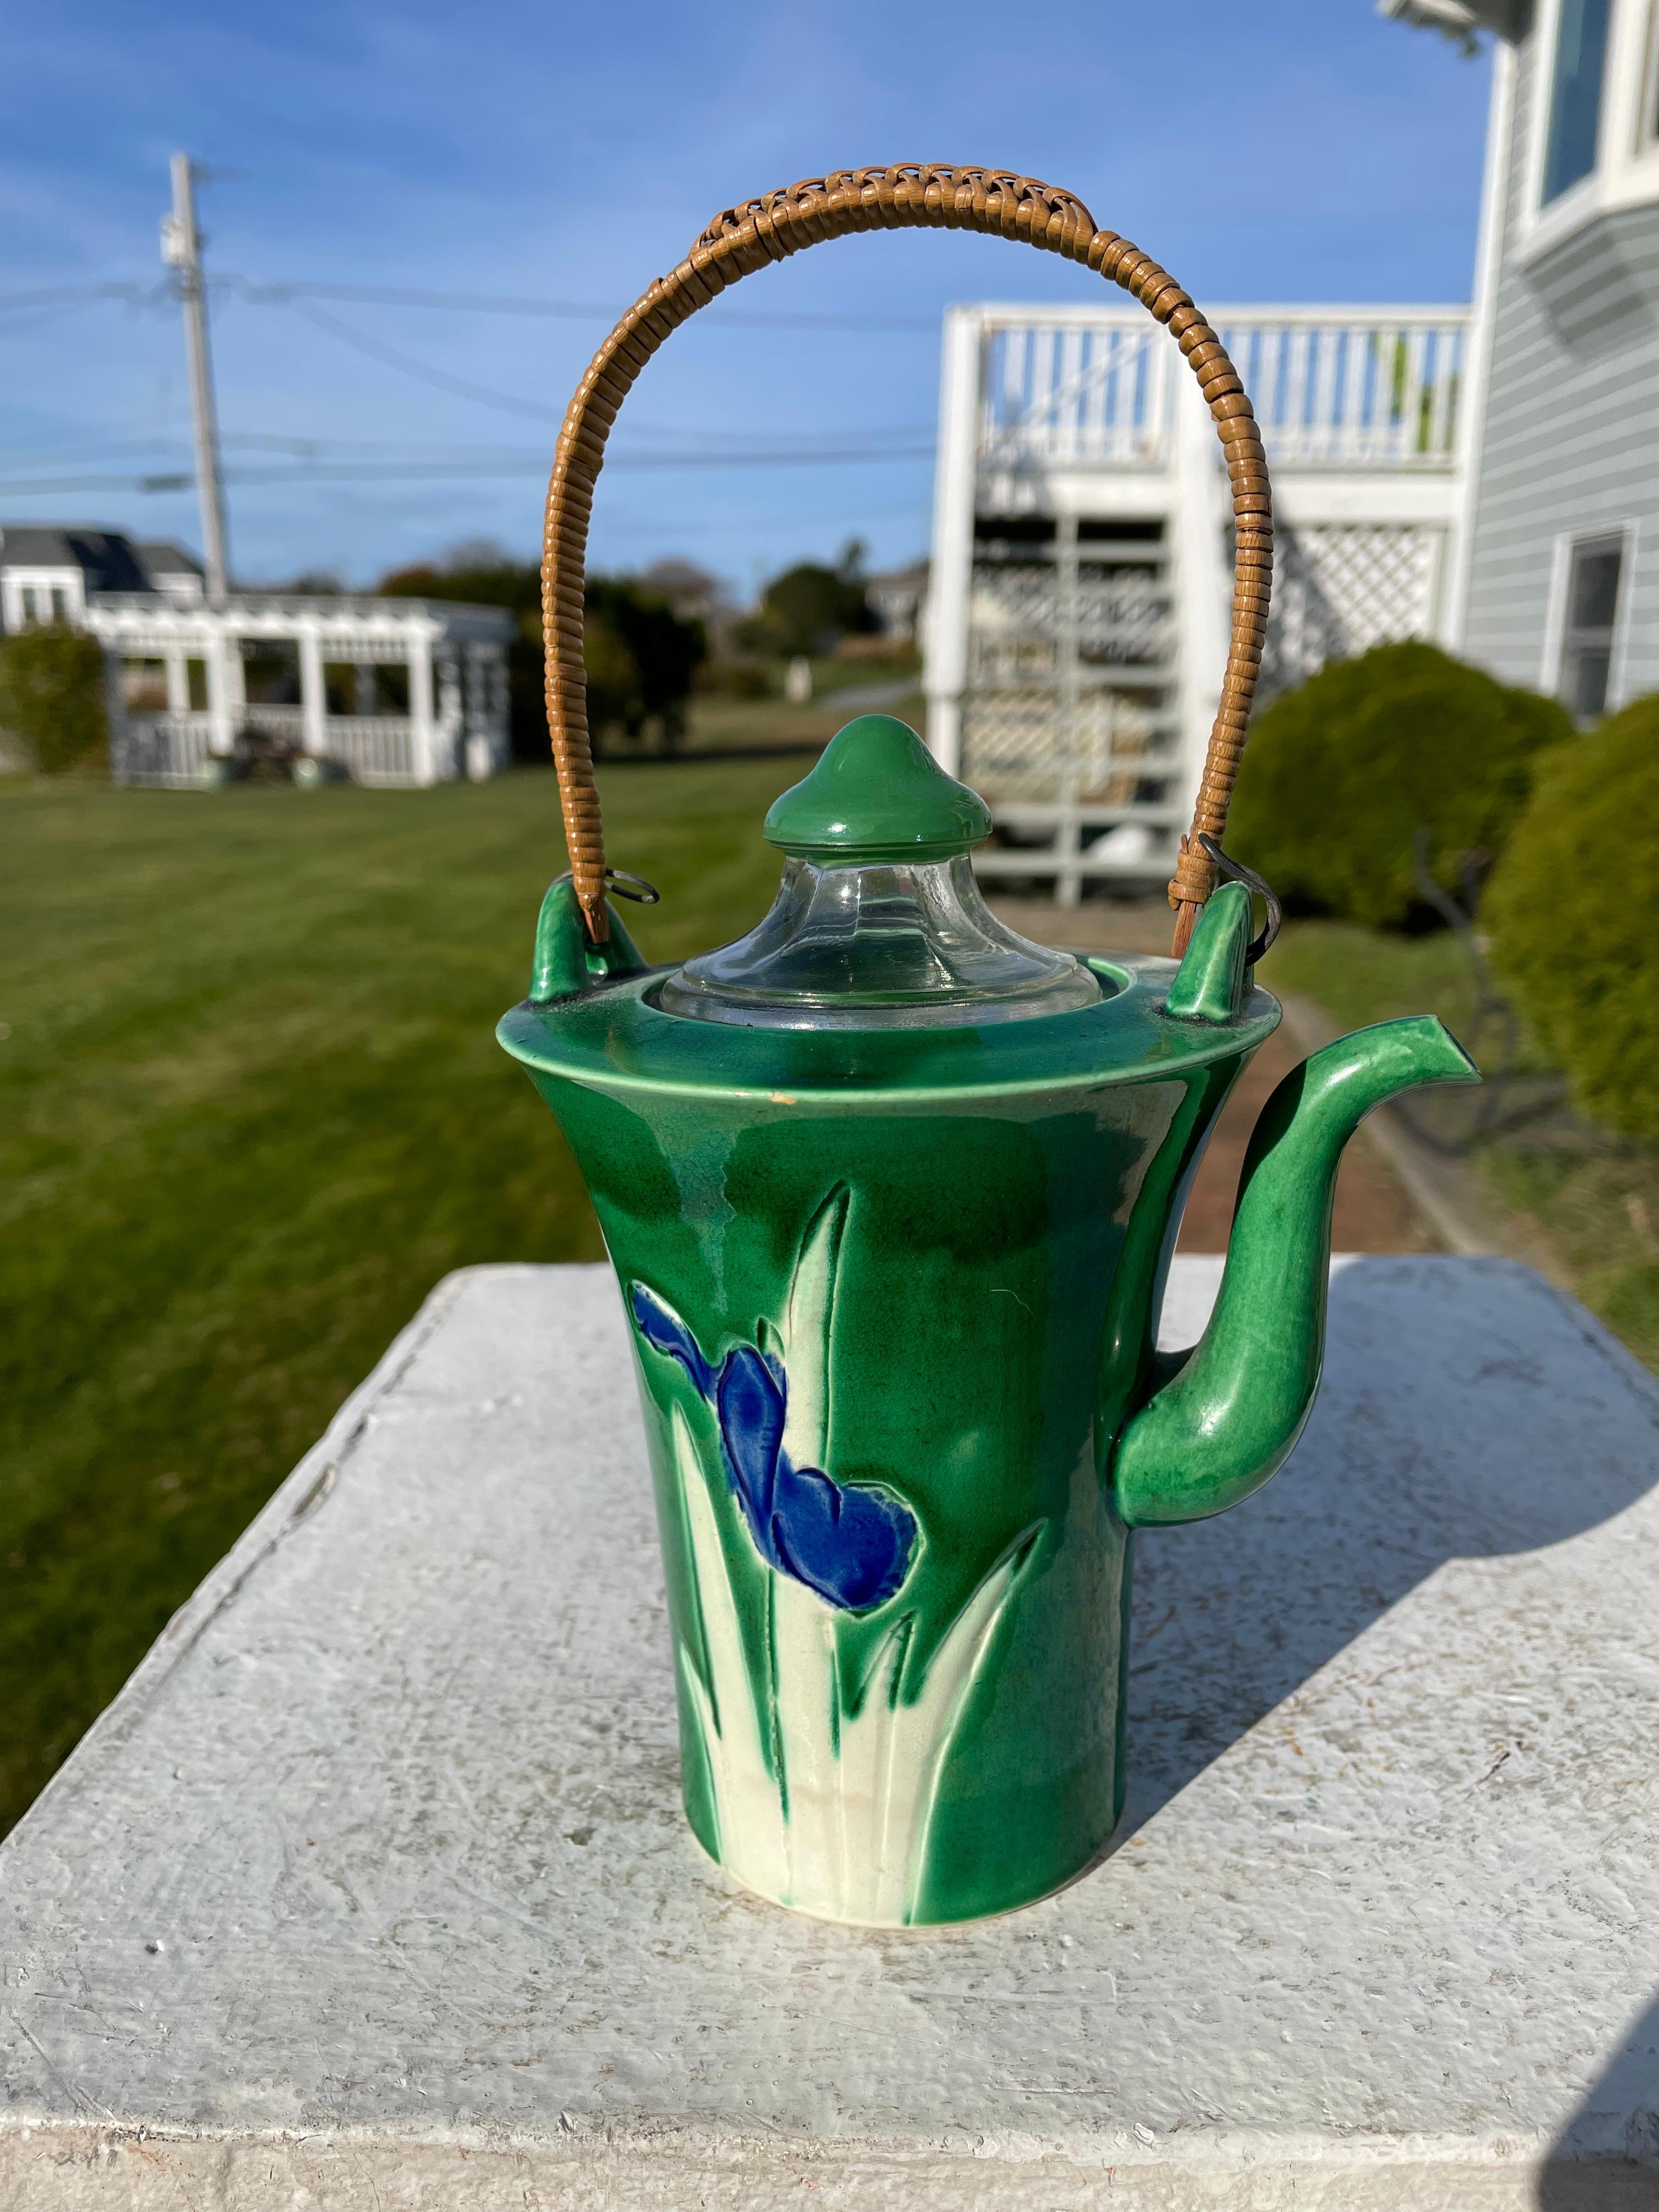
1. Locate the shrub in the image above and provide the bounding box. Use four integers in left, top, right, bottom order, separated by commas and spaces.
0, 624, 108, 774
1227, 641, 1570, 928
582, 607, 644, 743
742, 542, 877, 658
378, 552, 704, 761
584, 578, 706, 751
1485, 694, 1659, 1139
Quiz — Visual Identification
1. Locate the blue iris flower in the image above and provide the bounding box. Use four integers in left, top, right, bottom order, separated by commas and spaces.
630, 1284, 916, 1613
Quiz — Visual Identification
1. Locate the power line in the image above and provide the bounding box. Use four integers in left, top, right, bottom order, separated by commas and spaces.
0, 274, 936, 331
276, 297, 568, 422
0, 280, 163, 312
236, 277, 939, 333
220, 291, 937, 442
0, 422, 938, 469
0, 299, 120, 342
0, 441, 935, 496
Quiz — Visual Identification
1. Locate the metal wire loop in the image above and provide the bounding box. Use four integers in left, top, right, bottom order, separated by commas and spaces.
601, 868, 661, 906
1196, 834, 1282, 966
554, 866, 662, 906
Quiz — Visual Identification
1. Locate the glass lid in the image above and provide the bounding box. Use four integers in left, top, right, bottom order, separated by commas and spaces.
657, 716, 1102, 1031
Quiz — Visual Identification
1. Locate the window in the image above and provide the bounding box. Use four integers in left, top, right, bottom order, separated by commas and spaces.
49, 585, 68, 620
1559, 531, 1625, 721
19, 586, 39, 623
1543, 0, 1613, 203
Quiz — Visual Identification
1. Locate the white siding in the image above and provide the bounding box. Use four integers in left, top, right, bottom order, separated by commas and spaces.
1463, 31, 1659, 707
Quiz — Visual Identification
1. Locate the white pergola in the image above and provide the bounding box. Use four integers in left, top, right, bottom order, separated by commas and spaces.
85, 592, 514, 789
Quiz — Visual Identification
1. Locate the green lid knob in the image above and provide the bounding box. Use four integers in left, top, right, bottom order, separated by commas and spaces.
764, 714, 991, 866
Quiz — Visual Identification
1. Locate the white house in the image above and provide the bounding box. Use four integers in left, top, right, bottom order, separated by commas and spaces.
0, 522, 512, 788
922, 0, 1658, 898
1392, 0, 1659, 719
0, 526, 187, 629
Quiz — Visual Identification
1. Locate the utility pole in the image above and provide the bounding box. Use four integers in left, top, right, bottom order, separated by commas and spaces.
160, 153, 230, 602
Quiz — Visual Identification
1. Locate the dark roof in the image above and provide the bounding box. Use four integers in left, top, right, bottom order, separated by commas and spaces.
134, 539, 203, 579
0, 525, 150, 592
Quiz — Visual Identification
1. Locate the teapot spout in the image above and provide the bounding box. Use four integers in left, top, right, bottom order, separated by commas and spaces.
1113, 1017, 1478, 1527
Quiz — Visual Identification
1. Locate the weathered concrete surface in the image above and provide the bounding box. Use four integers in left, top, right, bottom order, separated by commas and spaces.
3, 1258, 1658, 2211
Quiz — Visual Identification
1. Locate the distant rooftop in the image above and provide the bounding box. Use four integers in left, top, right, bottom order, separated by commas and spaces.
0, 523, 205, 598
133, 538, 204, 580
0, 524, 151, 592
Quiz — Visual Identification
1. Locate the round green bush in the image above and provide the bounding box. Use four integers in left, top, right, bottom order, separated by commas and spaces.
1486, 694, 1659, 1139
0, 624, 108, 774
1227, 641, 1570, 928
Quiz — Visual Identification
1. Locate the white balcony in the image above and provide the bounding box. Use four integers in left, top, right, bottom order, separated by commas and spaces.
975, 304, 1468, 479
926, 302, 1472, 901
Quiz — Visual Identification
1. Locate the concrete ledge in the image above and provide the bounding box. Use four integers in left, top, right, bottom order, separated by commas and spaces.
3, 1259, 1658, 2209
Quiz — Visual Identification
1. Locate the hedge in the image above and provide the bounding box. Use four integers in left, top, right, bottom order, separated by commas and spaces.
0, 624, 108, 774
1485, 693, 1659, 1140
1227, 641, 1571, 928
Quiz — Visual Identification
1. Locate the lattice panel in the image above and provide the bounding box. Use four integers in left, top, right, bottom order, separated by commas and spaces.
961, 691, 1163, 804
963, 556, 1175, 801
1261, 524, 1441, 696
968, 563, 1171, 673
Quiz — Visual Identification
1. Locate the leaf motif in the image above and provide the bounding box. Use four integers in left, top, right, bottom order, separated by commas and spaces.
781, 1186, 849, 1476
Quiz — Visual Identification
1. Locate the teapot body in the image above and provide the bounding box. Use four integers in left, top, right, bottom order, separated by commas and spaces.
503, 865, 1477, 1924
521, 1029, 1246, 1925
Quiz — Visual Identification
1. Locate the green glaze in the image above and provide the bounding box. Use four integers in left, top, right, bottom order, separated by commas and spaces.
1163, 880, 1252, 1023
529, 879, 648, 1000
498, 819, 1477, 1927
1114, 1016, 1476, 1526
763, 713, 992, 864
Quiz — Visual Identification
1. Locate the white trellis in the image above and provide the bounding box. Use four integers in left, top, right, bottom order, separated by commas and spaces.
1259, 524, 1447, 696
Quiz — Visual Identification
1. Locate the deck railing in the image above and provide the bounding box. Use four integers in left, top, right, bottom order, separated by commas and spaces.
112, 710, 425, 787
324, 716, 419, 786
112, 713, 216, 788
977, 306, 1468, 473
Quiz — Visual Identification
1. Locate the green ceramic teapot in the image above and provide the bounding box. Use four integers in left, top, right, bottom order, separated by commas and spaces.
498, 165, 1477, 1923
499, 715, 1475, 1926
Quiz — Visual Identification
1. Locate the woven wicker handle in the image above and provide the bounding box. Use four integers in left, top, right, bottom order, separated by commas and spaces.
542, 164, 1273, 957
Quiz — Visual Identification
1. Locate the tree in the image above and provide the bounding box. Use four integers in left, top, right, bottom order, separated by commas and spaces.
584, 578, 706, 750
377, 546, 704, 759
746, 539, 878, 658
378, 547, 545, 760
0, 625, 106, 774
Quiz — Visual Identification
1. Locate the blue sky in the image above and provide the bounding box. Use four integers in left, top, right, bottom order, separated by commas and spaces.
1, 1, 1492, 595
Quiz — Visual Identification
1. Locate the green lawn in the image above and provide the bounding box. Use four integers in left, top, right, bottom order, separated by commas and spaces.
1, 762, 788, 1835
9, 785, 1655, 1841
